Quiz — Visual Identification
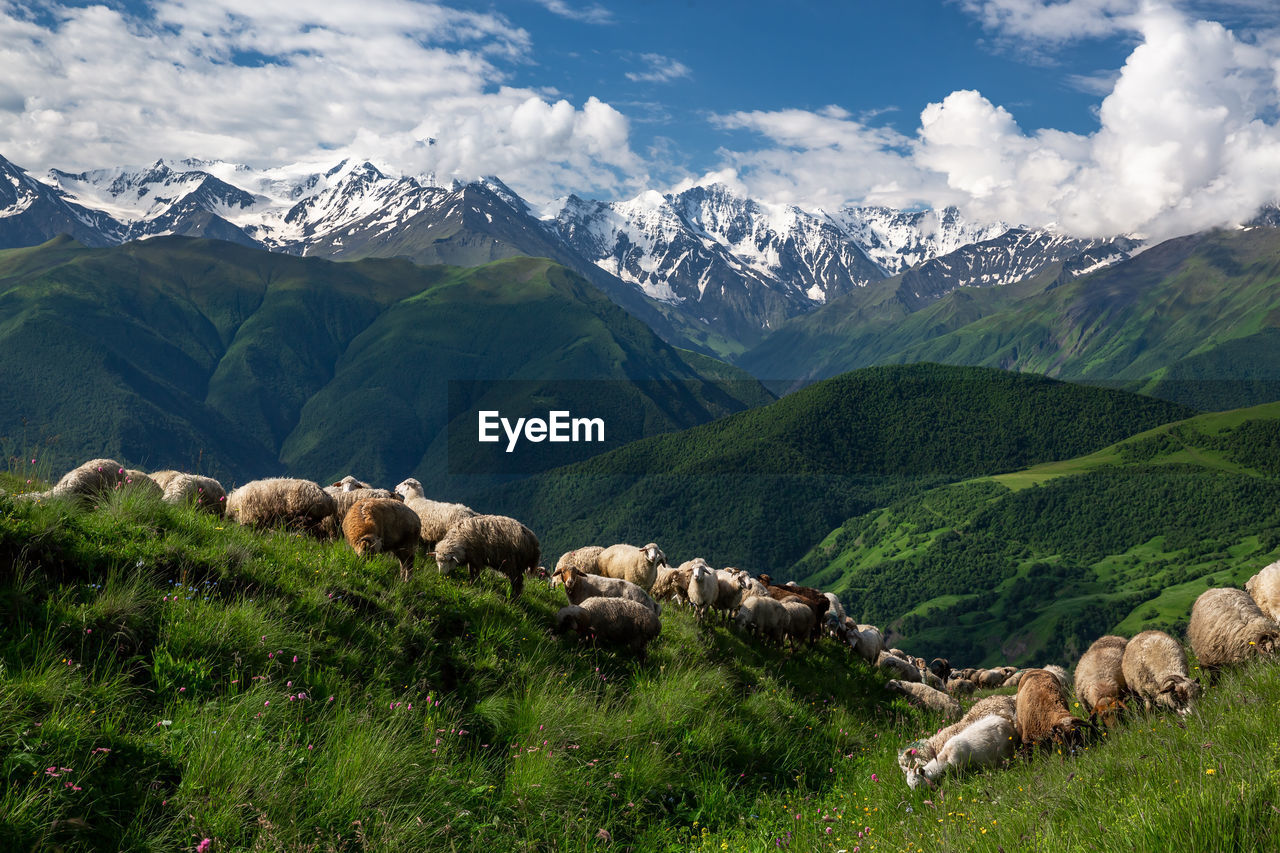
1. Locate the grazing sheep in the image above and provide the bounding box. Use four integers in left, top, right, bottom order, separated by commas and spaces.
947, 679, 977, 696
343, 498, 422, 580
1188, 587, 1280, 672
687, 561, 719, 621
848, 622, 884, 663
1075, 635, 1130, 722
595, 543, 666, 592
823, 592, 846, 623
320, 486, 401, 540
885, 679, 961, 719
735, 596, 788, 646
552, 566, 660, 615
1015, 669, 1089, 751
38, 458, 128, 504
555, 546, 605, 577
651, 563, 695, 604
898, 694, 1017, 782
120, 469, 163, 497
877, 651, 922, 682
913, 714, 1017, 789
161, 474, 227, 516
433, 514, 540, 599
976, 668, 1008, 689
394, 478, 477, 550
1121, 629, 1202, 716
554, 598, 661, 657
225, 478, 337, 535
1245, 560, 1280, 622
148, 470, 184, 491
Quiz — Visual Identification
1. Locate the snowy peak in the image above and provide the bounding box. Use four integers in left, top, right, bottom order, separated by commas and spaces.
825, 205, 1011, 276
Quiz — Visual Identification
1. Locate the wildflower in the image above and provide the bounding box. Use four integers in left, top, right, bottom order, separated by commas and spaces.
292, 655, 298, 663
1206, 769, 1216, 775
196, 839, 212, 853
870, 773, 878, 782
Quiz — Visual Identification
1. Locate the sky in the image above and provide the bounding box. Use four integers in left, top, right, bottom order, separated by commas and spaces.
1, 0, 1280, 239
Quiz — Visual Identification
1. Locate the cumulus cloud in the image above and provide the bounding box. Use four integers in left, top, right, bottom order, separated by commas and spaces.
710, 3, 1280, 240
625, 53, 692, 84
0, 0, 644, 202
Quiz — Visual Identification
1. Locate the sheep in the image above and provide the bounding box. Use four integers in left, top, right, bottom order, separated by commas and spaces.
432, 514, 540, 599
120, 469, 163, 497
823, 592, 846, 623
780, 598, 819, 650
898, 694, 1017, 782
1044, 664, 1068, 686
37, 458, 128, 504
921, 668, 947, 691
687, 561, 719, 621
735, 596, 788, 646
848, 622, 884, 664
712, 569, 751, 624
975, 668, 1008, 689
928, 658, 952, 682
161, 474, 227, 516
595, 543, 666, 592
740, 574, 770, 601
947, 679, 977, 696
877, 651, 922, 682
758, 577, 826, 643
319, 486, 401, 540
1121, 629, 1202, 716
1245, 559, 1280, 622
148, 470, 184, 491
552, 565, 660, 615
650, 563, 695, 604
885, 679, 961, 719
343, 498, 422, 580
330, 475, 373, 491
394, 478, 477, 549
226, 478, 336, 535
554, 598, 661, 658
1074, 635, 1130, 723
555, 546, 604, 577
1188, 587, 1280, 672
1014, 668, 1089, 751
912, 714, 1017, 789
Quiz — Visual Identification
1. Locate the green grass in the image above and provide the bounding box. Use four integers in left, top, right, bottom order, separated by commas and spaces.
4, 487, 1280, 850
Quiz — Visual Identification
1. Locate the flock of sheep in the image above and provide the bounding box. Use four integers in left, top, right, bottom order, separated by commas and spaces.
14, 458, 1280, 792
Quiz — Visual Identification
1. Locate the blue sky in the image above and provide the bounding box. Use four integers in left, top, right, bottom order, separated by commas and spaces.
1, 0, 1279, 238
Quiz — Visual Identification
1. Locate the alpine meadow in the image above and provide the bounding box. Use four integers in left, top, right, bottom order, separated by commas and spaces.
7, 0, 1280, 851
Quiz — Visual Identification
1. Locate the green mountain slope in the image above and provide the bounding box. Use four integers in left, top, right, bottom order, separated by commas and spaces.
793, 402, 1280, 666
0, 237, 770, 486
479, 363, 1193, 570
741, 228, 1280, 409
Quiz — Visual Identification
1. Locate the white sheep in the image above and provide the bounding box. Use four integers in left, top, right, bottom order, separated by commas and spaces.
910, 714, 1017, 789
595, 543, 666, 592
551, 565, 660, 615
735, 596, 787, 646
394, 478, 477, 549
780, 598, 817, 650
712, 569, 750, 624
555, 546, 604, 576
1245, 559, 1280, 623
161, 473, 227, 516
1121, 629, 1201, 716
225, 478, 336, 535
1188, 587, 1280, 672
686, 561, 719, 621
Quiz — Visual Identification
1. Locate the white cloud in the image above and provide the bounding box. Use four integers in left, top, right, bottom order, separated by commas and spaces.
710, 4, 1280, 240
0, 0, 644, 202
625, 53, 691, 84
957, 0, 1140, 43
532, 0, 614, 25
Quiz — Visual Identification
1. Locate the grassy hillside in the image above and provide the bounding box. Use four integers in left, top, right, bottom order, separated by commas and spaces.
741, 227, 1280, 410
0, 237, 769, 488
4, 484, 1280, 851
479, 364, 1192, 570
794, 402, 1280, 665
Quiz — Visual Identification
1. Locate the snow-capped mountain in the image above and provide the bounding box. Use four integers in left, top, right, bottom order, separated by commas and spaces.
0, 151, 1151, 355
823, 205, 1010, 276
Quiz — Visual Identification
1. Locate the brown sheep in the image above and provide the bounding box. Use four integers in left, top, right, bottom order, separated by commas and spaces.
1188, 587, 1280, 673
433, 514, 540, 599
1015, 669, 1090, 752
554, 598, 661, 658
342, 498, 421, 581
319, 486, 401, 541
1074, 635, 1130, 723
1121, 629, 1201, 716
1245, 560, 1280, 623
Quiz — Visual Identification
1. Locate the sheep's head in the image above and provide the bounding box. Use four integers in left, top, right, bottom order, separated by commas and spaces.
354, 534, 384, 556
641, 543, 663, 567
1157, 674, 1202, 715
558, 566, 583, 593
433, 545, 461, 574
554, 605, 587, 636
394, 478, 424, 500
334, 476, 370, 492
897, 740, 933, 773
1049, 718, 1090, 750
